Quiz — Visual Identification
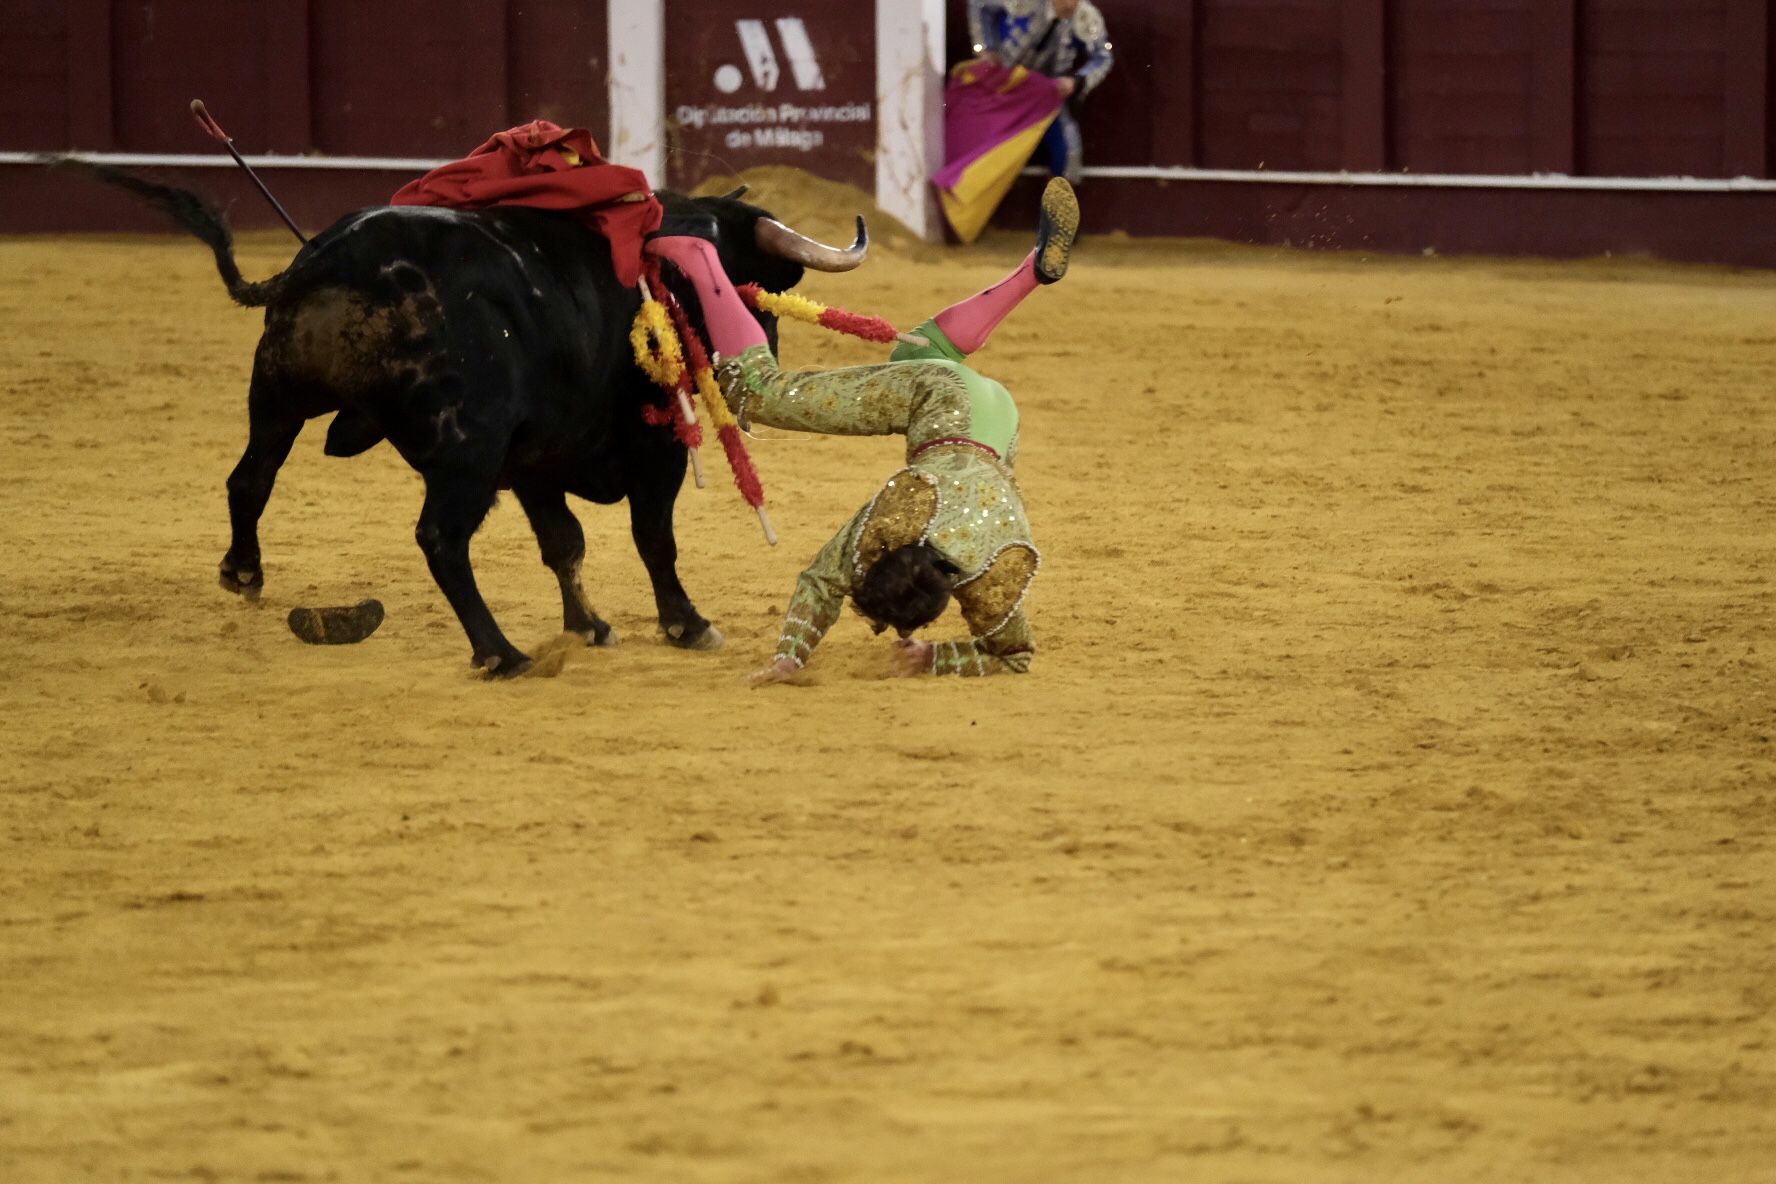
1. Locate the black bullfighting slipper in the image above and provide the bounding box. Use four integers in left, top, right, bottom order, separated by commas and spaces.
287, 599, 385, 646
1035, 176, 1079, 284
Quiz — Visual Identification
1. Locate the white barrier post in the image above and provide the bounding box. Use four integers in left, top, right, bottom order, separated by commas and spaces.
877, 0, 947, 242
608, 0, 667, 182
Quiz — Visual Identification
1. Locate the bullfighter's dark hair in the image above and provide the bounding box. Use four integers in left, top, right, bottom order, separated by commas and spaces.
853, 543, 960, 637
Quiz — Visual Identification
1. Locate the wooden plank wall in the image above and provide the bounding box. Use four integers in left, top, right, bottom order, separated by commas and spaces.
1391, 0, 1539, 175
0, 0, 611, 156
1582, 0, 1728, 176
0, 0, 1768, 182
946, 0, 1773, 180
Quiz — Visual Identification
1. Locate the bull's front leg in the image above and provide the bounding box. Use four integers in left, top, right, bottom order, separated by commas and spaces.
627, 461, 723, 651
415, 475, 532, 677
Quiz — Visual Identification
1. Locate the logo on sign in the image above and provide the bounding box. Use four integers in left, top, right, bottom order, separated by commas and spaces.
714, 18, 826, 93
669, 6, 871, 178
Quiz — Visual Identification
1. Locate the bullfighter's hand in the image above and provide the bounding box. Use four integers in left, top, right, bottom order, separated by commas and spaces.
748, 656, 803, 687
1055, 76, 1078, 99
889, 638, 934, 678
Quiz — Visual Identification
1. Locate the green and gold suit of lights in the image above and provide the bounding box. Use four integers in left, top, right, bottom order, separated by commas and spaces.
718, 321, 1040, 676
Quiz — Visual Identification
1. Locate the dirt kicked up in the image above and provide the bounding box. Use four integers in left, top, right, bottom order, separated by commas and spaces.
2, 169, 1773, 1181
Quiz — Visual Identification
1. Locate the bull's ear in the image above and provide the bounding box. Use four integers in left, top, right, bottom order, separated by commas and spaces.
720, 185, 749, 201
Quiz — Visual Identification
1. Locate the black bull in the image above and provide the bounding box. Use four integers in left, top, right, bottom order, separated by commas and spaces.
87, 166, 870, 676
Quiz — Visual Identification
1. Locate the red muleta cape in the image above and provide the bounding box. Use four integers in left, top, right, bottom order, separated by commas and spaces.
390, 120, 662, 287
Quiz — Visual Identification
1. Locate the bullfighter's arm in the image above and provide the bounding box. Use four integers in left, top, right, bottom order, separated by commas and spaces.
1072, 4, 1115, 98
773, 512, 861, 670
967, 1, 1012, 64
930, 608, 1035, 676
924, 543, 1039, 675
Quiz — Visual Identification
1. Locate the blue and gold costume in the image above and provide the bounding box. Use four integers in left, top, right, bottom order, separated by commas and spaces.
966, 0, 1114, 183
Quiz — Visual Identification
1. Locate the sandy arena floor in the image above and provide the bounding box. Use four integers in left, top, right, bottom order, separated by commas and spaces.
3, 172, 1774, 1181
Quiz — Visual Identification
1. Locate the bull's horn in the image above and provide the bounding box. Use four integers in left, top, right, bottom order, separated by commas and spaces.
720, 184, 749, 201
755, 215, 868, 272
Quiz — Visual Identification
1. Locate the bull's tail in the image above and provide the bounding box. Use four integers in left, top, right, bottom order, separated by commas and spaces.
52, 157, 285, 307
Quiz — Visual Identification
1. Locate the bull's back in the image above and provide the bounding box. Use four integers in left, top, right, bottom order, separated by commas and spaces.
257, 206, 642, 468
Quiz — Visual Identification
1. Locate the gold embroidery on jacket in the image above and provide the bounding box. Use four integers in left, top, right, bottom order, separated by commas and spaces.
852, 470, 939, 578
956, 543, 1041, 637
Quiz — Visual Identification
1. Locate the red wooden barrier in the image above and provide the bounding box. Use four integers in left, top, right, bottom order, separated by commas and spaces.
0, 0, 610, 156
5, 0, 1768, 176
4, 0, 1775, 266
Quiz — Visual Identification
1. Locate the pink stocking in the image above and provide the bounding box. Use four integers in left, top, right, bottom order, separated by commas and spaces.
642, 236, 768, 358
933, 250, 1041, 356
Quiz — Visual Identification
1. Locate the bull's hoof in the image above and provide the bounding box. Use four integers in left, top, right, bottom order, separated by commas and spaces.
665, 622, 725, 651
219, 562, 263, 601
577, 616, 620, 647
478, 651, 534, 680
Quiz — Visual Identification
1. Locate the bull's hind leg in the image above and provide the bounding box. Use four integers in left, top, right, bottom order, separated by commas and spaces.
220, 379, 308, 599
415, 474, 531, 677
514, 485, 618, 647
627, 461, 723, 651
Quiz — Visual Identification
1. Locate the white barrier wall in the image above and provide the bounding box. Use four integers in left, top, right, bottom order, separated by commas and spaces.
607, 0, 667, 186
875, 0, 947, 241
